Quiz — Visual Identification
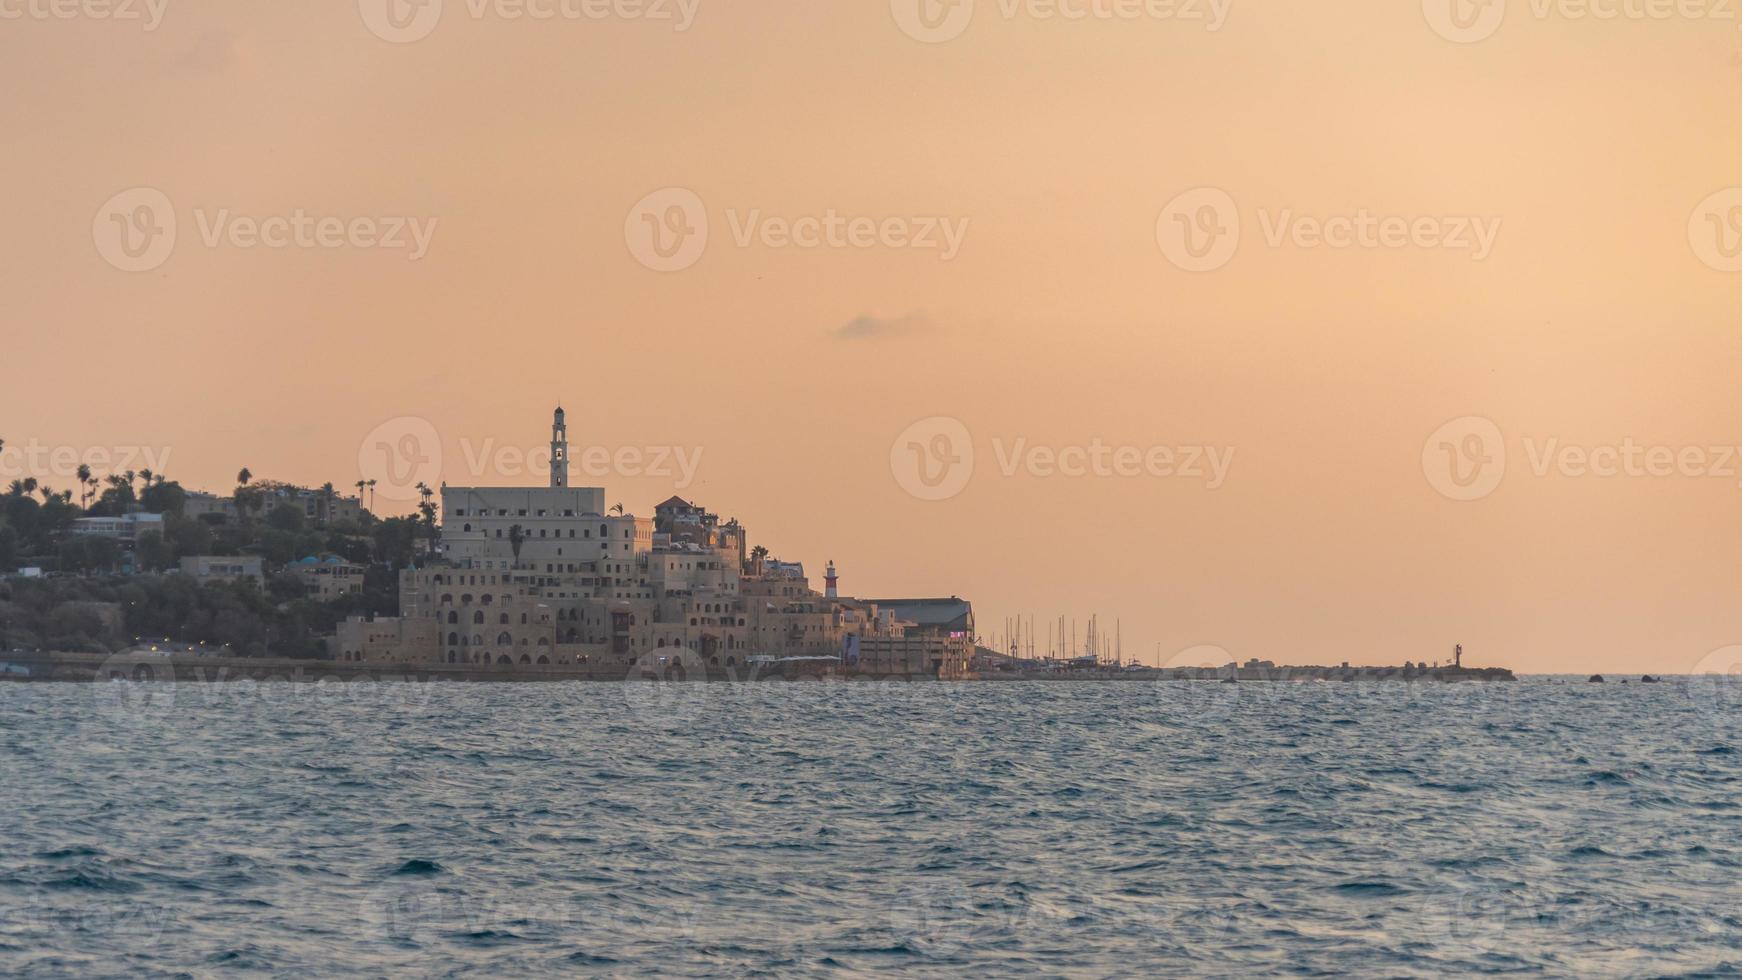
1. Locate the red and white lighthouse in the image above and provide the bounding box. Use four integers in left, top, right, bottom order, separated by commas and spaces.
825, 560, 838, 599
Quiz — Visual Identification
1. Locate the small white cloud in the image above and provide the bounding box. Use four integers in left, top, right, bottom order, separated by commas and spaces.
176, 33, 254, 74
835, 313, 931, 341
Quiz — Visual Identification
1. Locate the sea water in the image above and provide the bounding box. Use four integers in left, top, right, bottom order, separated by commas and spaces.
1, 677, 1739, 977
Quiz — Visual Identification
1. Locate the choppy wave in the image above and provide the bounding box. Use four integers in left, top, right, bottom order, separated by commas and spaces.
2, 677, 1741, 977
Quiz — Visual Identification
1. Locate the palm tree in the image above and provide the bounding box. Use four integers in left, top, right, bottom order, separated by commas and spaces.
318, 482, 336, 525
86, 476, 100, 508
233, 468, 255, 526
414, 482, 438, 551
610, 502, 625, 516
39, 485, 55, 503
367, 479, 377, 512
415, 481, 435, 521
103, 474, 129, 507
76, 464, 92, 509
139, 468, 154, 488
508, 524, 526, 564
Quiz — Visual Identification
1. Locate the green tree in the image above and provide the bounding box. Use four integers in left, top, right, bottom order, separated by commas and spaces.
266, 503, 304, 533
140, 479, 188, 516
164, 513, 213, 559
260, 528, 303, 566
233, 485, 263, 527
135, 530, 174, 573
92, 475, 136, 516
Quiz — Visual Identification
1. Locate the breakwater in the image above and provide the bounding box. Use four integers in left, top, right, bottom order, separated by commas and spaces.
2, 651, 1516, 684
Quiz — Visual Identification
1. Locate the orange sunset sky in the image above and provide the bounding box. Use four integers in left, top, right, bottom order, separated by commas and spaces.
3, 0, 1741, 673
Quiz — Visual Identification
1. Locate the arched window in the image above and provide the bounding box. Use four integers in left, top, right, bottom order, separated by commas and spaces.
473, 611, 485, 625
447, 611, 458, 624
499, 613, 510, 625
536, 655, 550, 665
518, 654, 531, 665
498, 632, 513, 646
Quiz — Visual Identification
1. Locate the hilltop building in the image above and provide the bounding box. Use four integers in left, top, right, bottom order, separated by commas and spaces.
337, 408, 974, 676
290, 555, 366, 601
179, 555, 265, 585
184, 487, 362, 526
71, 512, 163, 543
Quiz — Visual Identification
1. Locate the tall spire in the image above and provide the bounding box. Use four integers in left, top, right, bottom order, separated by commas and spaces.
551, 406, 568, 489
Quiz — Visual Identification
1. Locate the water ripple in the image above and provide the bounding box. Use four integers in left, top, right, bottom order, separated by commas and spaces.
2, 679, 1740, 976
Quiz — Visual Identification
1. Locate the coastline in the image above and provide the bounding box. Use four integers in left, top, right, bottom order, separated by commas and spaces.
0, 651, 1517, 684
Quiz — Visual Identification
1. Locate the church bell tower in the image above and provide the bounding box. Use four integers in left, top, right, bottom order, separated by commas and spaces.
551, 406, 569, 489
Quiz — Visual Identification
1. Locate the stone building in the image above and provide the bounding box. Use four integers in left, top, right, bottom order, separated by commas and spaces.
333, 616, 441, 664
375, 409, 975, 675
179, 555, 265, 585
290, 555, 365, 601
184, 487, 363, 526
